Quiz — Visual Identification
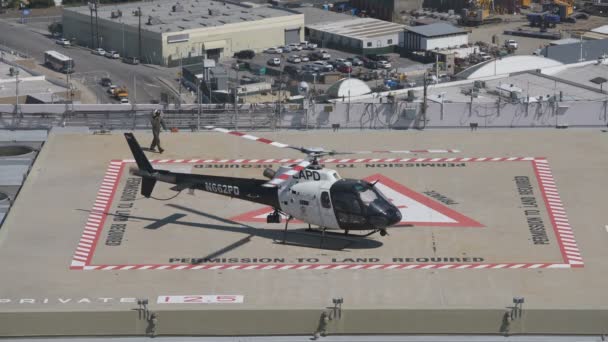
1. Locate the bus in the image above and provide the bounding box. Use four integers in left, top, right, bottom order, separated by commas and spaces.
44, 50, 74, 73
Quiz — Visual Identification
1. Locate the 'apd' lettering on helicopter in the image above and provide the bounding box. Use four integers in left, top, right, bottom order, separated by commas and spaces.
204, 182, 240, 196
293, 170, 321, 181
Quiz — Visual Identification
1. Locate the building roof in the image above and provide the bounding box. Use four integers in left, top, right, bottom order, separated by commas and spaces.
458, 55, 564, 79
404, 23, 466, 37
591, 25, 608, 35
541, 39, 608, 64
327, 78, 371, 98
307, 17, 405, 40
291, 6, 353, 26
64, 0, 301, 34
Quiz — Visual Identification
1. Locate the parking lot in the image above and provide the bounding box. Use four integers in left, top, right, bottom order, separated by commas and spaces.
227, 45, 423, 93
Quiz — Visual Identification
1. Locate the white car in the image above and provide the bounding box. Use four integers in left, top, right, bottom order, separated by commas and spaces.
320, 50, 331, 60
120, 98, 130, 104
55, 38, 70, 47
92, 48, 106, 56
300, 55, 310, 62
288, 43, 302, 51
335, 58, 352, 67
377, 60, 392, 69
505, 39, 518, 49
313, 61, 327, 67
105, 50, 120, 59
302, 42, 317, 50
107, 85, 117, 95
265, 47, 283, 54
287, 55, 302, 63
267, 57, 281, 66
479, 52, 492, 61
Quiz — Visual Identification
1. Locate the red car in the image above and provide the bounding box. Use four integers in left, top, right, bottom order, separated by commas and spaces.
337, 64, 352, 74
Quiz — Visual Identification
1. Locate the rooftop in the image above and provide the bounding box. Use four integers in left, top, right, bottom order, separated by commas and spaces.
404, 22, 467, 37
291, 6, 354, 26
65, 0, 301, 34
0, 62, 67, 102
307, 17, 406, 40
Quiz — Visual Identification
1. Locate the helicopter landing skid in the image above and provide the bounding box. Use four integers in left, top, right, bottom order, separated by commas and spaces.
305, 228, 387, 238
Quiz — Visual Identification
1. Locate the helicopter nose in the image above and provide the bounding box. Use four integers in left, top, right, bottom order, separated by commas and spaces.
388, 209, 402, 226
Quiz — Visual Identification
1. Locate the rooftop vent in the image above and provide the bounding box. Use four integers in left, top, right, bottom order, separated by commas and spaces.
147, 16, 163, 25
172, 3, 184, 12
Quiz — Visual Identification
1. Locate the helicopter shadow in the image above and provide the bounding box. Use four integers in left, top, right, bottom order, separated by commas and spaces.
80, 204, 382, 257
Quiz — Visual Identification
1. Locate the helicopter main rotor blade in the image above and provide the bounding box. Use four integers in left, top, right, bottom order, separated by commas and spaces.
204, 126, 305, 151
262, 160, 311, 188
327, 149, 461, 155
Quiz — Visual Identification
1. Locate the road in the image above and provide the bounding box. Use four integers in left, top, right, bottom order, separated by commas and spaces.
0, 18, 180, 104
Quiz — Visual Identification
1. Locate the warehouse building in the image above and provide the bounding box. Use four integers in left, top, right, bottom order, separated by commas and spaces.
62, 0, 304, 66
306, 16, 406, 55
400, 23, 468, 51
350, 0, 419, 22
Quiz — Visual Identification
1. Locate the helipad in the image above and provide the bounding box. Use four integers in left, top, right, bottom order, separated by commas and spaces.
0, 129, 607, 336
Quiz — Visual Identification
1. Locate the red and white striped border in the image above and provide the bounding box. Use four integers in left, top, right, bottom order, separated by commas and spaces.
71, 161, 124, 269
533, 158, 583, 267
70, 157, 583, 270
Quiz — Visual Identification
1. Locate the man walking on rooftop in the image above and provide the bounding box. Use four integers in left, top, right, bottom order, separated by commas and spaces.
150, 109, 167, 153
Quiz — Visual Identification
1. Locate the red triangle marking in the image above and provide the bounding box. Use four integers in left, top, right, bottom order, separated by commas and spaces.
230, 174, 484, 228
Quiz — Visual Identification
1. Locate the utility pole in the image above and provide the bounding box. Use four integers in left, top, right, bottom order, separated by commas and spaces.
94, 0, 99, 48
421, 72, 427, 130
89, 2, 94, 49
138, 7, 142, 60
14, 68, 20, 115
277, 54, 284, 130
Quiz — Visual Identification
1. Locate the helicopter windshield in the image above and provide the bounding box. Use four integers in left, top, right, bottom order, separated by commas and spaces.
352, 182, 389, 207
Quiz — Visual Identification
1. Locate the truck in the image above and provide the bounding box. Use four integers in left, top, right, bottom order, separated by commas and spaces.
505, 39, 518, 49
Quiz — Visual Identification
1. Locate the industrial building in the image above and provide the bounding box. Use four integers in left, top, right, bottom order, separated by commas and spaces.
306, 16, 406, 54
350, 0, 420, 22
400, 23, 468, 51
62, 0, 304, 66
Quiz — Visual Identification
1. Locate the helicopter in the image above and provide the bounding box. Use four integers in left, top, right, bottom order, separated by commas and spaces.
124, 129, 455, 243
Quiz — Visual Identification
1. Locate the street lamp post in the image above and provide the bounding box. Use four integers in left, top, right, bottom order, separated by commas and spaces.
13, 68, 20, 114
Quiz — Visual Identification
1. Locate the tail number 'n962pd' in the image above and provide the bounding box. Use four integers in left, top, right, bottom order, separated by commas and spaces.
204, 182, 240, 196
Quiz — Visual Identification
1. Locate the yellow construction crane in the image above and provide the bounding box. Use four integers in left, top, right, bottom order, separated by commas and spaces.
461, 0, 494, 25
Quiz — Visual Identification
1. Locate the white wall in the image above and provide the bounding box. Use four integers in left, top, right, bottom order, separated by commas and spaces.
361, 33, 400, 49
423, 34, 468, 50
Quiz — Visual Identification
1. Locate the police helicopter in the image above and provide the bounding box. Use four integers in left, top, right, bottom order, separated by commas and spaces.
124, 129, 453, 243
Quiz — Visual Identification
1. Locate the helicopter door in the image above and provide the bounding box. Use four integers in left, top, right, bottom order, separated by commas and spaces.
318, 190, 339, 229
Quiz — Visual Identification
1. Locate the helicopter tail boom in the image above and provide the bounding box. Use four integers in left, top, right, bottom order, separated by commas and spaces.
124, 133, 157, 197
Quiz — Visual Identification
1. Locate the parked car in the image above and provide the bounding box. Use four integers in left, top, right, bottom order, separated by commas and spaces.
279, 45, 292, 53
337, 64, 353, 73
302, 42, 317, 50
307, 52, 320, 61
92, 48, 106, 56
300, 55, 310, 62
347, 57, 363, 66
504, 39, 518, 49
283, 65, 300, 76
364, 60, 379, 69
100, 77, 112, 87
302, 64, 321, 72
240, 76, 263, 85
313, 61, 327, 67
288, 43, 302, 51
335, 58, 352, 67
287, 55, 302, 63
122, 56, 140, 65
367, 54, 390, 61
377, 60, 392, 69
234, 49, 255, 59
319, 50, 331, 60
55, 38, 70, 47
479, 52, 492, 61
265, 47, 283, 54
120, 98, 130, 104
105, 50, 120, 59
322, 64, 334, 72
267, 57, 281, 66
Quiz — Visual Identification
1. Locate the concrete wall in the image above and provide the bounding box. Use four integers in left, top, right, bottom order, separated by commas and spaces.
160, 14, 305, 65
1, 309, 608, 336
423, 34, 469, 50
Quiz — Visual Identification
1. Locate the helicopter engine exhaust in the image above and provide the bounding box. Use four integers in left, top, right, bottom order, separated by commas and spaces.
263, 168, 276, 179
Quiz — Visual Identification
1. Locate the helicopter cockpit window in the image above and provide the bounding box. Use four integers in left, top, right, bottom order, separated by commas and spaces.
334, 192, 362, 214
321, 191, 331, 209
